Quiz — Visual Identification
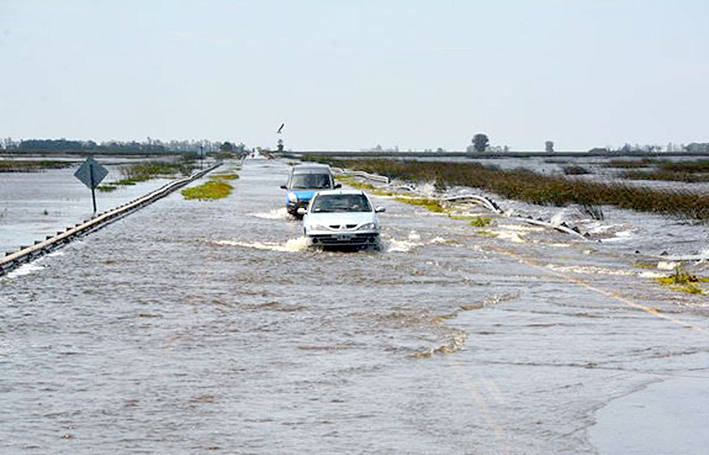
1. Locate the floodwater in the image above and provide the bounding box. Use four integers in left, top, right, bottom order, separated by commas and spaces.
0, 159, 176, 255
1, 158, 708, 454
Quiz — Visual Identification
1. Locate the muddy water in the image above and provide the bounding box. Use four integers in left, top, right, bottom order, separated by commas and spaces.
1, 158, 708, 454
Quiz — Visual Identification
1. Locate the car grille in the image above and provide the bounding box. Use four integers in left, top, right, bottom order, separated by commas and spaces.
310, 234, 378, 245
328, 224, 358, 230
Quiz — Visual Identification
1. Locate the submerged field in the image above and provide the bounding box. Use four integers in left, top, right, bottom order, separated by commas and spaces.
98, 157, 197, 192
313, 158, 709, 220
0, 160, 75, 172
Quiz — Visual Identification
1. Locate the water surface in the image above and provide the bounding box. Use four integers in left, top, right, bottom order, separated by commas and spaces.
1, 158, 707, 454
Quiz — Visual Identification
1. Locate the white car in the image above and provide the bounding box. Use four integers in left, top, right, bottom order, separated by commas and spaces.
300, 189, 385, 248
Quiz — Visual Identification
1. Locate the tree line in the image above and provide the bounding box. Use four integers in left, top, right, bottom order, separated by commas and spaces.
466, 133, 708, 154
0, 138, 248, 155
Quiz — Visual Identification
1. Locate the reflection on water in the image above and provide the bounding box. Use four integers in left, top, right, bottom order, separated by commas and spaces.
1, 158, 707, 454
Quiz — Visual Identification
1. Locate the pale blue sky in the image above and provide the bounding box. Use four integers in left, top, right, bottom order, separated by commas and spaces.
1, 0, 708, 151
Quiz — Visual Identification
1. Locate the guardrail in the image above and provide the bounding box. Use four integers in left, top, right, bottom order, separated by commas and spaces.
332, 167, 390, 184
442, 194, 503, 214
0, 162, 222, 277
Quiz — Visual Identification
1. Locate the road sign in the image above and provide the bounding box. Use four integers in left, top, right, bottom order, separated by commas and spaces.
74, 157, 108, 190
74, 157, 108, 212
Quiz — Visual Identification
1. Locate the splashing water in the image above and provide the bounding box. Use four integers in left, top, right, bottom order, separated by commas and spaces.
6, 262, 46, 278
214, 237, 310, 252
250, 207, 290, 220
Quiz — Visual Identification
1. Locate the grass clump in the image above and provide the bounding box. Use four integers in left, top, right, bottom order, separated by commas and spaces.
395, 196, 445, 212
212, 173, 239, 180
182, 180, 233, 200
656, 266, 707, 294
469, 217, 492, 227
97, 184, 118, 192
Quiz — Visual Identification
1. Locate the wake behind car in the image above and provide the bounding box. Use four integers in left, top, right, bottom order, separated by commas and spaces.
281, 164, 340, 217
300, 189, 385, 249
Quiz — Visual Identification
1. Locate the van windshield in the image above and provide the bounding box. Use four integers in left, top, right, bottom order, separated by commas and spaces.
291, 174, 332, 190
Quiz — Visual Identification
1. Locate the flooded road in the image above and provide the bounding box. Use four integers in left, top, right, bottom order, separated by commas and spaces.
1, 158, 708, 454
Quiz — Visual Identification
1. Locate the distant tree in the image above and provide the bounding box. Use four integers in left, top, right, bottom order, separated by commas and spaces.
466, 144, 475, 153
545, 141, 554, 153
220, 141, 234, 152
472, 133, 489, 153
436, 147, 445, 153
686, 143, 709, 153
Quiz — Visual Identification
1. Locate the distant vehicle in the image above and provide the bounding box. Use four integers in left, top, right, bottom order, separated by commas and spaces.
300, 189, 385, 249
281, 164, 340, 217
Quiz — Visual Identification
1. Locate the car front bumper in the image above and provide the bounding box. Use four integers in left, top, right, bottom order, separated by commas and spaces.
286, 200, 310, 215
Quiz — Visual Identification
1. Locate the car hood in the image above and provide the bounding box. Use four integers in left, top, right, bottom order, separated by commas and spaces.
305, 212, 376, 227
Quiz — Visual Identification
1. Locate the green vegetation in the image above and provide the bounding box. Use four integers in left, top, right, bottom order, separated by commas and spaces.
394, 196, 445, 212
181, 174, 238, 200
620, 170, 709, 183
316, 158, 709, 220
608, 159, 709, 183
656, 266, 708, 294
182, 180, 233, 200
469, 217, 492, 227
93, 157, 197, 193
118, 158, 195, 182
562, 165, 591, 175
211, 173, 239, 180
0, 160, 74, 172
602, 159, 655, 169
660, 160, 709, 174
472, 133, 490, 153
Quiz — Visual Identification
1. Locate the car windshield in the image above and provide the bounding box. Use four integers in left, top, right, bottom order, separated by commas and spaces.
291, 173, 332, 190
311, 194, 372, 213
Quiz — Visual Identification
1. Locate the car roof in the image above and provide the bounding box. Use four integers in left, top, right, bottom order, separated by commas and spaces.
314, 189, 366, 197
291, 164, 332, 175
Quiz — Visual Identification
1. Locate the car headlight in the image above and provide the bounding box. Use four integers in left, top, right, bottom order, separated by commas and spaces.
287, 193, 298, 203
309, 223, 329, 231
357, 222, 377, 231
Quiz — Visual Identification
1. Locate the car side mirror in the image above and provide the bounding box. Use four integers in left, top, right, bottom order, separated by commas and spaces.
375, 206, 386, 213
280, 184, 287, 190
297, 207, 308, 216
334, 183, 342, 189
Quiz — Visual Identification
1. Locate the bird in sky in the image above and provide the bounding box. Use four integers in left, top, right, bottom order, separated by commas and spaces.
277, 123, 285, 134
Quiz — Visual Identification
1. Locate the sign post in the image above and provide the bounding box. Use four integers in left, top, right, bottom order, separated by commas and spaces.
74, 157, 108, 213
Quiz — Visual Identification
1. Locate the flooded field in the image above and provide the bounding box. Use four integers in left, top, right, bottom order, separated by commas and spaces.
1, 158, 708, 454
0, 158, 178, 255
